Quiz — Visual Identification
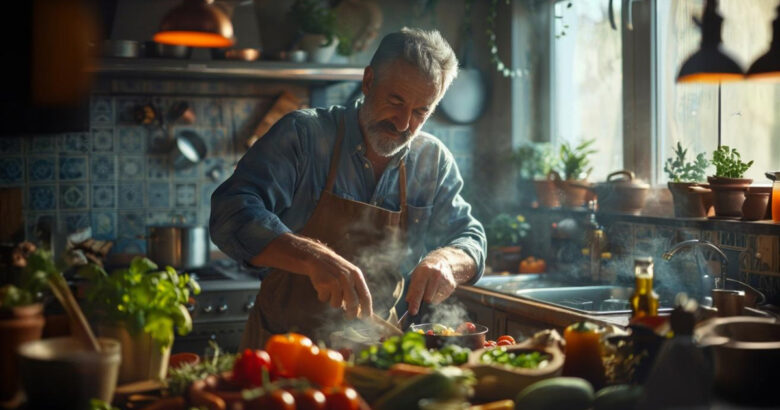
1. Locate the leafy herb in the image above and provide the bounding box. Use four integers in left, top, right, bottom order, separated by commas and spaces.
485, 213, 530, 248
512, 143, 559, 180
712, 145, 753, 179
479, 348, 550, 369
559, 139, 596, 180
165, 341, 236, 396
0, 245, 59, 310
88, 399, 119, 410
289, 0, 338, 46
356, 332, 470, 369
84, 256, 200, 350
664, 142, 709, 182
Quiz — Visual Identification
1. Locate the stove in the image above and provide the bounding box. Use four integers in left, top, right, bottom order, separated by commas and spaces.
172, 258, 261, 355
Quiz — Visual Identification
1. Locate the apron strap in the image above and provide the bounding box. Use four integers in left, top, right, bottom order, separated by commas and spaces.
399, 160, 408, 233
324, 118, 346, 193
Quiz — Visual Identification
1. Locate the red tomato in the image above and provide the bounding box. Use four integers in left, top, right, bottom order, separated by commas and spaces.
247, 389, 296, 410
232, 349, 272, 388
456, 322, 477, 334
426, 329, 435, 336
295, 345, 345, 388
497, 335, 516, 344
497, 339, 512, 346
265, 333, 313, 378
324, 386, 360, 410
293, 388, 327, 410
483, 341, 493, 347
488, 340, 497, 347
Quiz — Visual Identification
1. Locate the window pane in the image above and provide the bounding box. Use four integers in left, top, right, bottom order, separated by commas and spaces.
658, 0, 780, 183
552, 0, 623, 181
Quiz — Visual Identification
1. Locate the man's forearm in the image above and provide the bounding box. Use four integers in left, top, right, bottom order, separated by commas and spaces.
425, 246, 477, 285
249, 232, 324, 276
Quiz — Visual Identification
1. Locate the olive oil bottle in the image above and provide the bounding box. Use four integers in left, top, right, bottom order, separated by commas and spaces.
631, 256, 659, 318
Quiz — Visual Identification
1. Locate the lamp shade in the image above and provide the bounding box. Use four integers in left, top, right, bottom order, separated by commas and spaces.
676, 0, 744, 83
153, 0, 234, 48
746, 5, 780, 81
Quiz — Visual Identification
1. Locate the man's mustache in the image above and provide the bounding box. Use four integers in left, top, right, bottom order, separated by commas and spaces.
372, 120, 412, 139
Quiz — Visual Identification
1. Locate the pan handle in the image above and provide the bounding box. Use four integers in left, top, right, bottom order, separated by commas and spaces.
607, 170, 635, 182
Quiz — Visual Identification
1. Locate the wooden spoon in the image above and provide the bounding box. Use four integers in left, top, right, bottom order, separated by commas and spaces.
47, 274, 101, 352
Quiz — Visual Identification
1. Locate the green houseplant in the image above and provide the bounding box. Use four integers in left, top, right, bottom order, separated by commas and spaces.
707, 146, 754, 218
513, 143, 562, 208
557, 139, 596, 208
289, 0, 342, 63
664, 142, 713, 217
83, 256, 200, 383
485, 213, 531, 272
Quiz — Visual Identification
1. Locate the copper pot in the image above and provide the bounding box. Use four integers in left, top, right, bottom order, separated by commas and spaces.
589, 170, 649, 215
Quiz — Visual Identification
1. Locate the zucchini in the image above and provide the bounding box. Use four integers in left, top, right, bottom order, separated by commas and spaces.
373, 368, 458, 410
593, 384, 643, 410
514, 377, 594, 410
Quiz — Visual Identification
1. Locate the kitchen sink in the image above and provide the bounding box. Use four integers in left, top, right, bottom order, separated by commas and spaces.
473, 274, 571, 293
515, 286, 674, 315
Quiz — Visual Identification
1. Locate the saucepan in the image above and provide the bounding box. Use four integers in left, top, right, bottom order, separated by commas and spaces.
409, 323, 488, 350
582, 170, 649, 215
146, 217, 209, 269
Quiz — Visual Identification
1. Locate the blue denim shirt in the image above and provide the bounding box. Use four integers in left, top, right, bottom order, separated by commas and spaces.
209, 100, 486, 283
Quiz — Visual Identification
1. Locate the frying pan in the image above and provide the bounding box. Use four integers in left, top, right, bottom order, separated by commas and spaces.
439, 6, 487, 124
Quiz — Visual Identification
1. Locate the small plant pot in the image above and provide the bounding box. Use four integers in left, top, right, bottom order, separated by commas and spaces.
742, 186, 771, 221
488, 246, 523, 272
708, 176, 752, 218
559, 180, 590, 208
99, 324, 172, 384
533, 173, 561, 208
299, 34, 339, 63
668, 182, 713, 218
0, 304, 45, 402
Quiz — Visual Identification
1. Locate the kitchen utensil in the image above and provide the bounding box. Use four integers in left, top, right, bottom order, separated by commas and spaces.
47, 273, 101, 352
102, 39, 140, 58
368, 313, 403, 337
409, 323, 488, 350
152, 42, 191, 59
170, 130, 208, 169
588, 170, 649, 215
18, 337, 121, 409
146, 218, 209, 269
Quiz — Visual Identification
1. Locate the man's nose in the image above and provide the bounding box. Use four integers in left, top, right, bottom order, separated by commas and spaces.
392, 109, 412, 133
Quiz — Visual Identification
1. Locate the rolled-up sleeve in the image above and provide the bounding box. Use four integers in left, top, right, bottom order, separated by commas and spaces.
209, 114, 305, 263
426, 151, 487, 285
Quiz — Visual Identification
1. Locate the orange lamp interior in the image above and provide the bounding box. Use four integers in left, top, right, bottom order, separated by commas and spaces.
153, 31, 233, 48
677, 72, 745, 83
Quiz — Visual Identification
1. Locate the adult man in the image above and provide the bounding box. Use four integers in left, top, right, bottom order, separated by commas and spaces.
210, 27, 486, 349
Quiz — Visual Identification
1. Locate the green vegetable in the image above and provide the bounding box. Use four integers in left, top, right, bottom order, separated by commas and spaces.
559, 139, 596, 181
664, 142, 709, 183
165, 341, 236, 397
0, 247, 60, 310
514, 377, 594, 410
593, 384, 644, 410
373, 367, 475, 410
85, 256, 200, 350
485, 213, 530, 248
480, 348, 550, 369
712, 145, 753, 179
356, 331, 470, 369
512, 143, 559, 180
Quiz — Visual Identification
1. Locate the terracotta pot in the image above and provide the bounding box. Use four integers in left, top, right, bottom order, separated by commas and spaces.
559, 180, 590, 208
533, 178, 560, 208
98, 324, 171, 384
668, 182, 713, 218
742, 186, 771, 221
0, 303, 45, 402
488, 246, 523, 273
707, 176, 752, 218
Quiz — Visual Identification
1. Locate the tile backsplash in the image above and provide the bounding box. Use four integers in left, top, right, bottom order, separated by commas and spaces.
0, 77, 476, 256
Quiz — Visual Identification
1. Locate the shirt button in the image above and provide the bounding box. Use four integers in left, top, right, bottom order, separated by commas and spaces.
364, 163, 369, 169
414, 218, 420, 223
357, 144, 362, 150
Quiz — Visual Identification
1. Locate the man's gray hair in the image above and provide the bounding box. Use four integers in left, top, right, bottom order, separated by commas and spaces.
370, 27, 459, 95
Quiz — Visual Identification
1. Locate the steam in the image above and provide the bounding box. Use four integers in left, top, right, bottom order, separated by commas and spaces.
425, 299, 471, 328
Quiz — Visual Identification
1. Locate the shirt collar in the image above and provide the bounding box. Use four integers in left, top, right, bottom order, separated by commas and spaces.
346, 99, 410, 167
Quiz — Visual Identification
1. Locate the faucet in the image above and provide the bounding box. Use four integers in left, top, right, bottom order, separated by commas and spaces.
662, 239, 728, 290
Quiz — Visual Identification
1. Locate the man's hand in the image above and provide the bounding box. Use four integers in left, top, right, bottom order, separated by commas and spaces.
405, 253, 457, 316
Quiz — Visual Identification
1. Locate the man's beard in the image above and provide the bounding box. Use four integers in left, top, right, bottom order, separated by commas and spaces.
365, 120, 414, 157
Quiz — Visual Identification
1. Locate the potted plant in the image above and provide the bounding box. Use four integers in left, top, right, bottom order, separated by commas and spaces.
485, 213, 531, 272
664, 142, 713, 217
708, 145, 754, 218
513, 143, 561, 208
289, 0, 340, 63
82, 256, 200, 384
557, 139, 596, 208
0, 243, 52, 402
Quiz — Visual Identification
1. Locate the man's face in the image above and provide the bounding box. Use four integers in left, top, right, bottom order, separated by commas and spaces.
359, 60, 441, 157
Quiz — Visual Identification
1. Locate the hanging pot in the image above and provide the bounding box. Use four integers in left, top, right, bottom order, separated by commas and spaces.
169, 130, 208, 170
589, 170, 650, 215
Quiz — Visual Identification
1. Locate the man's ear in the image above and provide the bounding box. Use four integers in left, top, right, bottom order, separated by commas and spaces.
362, 66, 374, 96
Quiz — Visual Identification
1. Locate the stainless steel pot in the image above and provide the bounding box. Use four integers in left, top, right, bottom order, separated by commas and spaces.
147, 224, 208, 269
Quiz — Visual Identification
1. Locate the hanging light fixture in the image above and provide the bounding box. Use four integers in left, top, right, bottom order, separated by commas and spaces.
153, 0, 234, 48
676, 0, 743, 83
746, 4, 780, 80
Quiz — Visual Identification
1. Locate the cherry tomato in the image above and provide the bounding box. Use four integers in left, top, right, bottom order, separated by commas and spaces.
324, 386, 360, 410
265, 333, 313, 378
295, 345, 345, 388
497, 339, 513, 346
456, 321, 477, 334
232, 349, 272, 388
246, 389, 295, 410
483, 341, 493, 347
488, 340, 497, 347
293, 388, 327, 410
497, 335, 516, 344
426, 329, 435, 336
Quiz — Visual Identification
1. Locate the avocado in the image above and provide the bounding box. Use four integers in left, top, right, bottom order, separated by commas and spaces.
594, 384, 644, 410
514, 377, 594, 410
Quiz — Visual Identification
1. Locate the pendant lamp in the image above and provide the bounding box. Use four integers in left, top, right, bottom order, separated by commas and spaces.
746, 4, 780, 81
676, 0, 743, 83
153, 0, 234, 48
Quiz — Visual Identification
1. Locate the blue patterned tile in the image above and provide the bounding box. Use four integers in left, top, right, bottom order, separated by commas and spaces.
59, 184, 88, 209
117, 181, 144, 209
91, 210, 116, 240
28, 185, 56, 210
115, 96, 145, 124
111, 238, 146, 255
201, 127, 230, 156
91, 155, 116, 181
59, 156, 88, 181
144, 80, 176, 94
203, 157, 228, 182
174, 162, 200, 179
118, 155, 145, 180
60, 212, 90, 233
91, 127, 114, 152
174, 183, 198, 207
0, 157, 24, 184
29, 135, 57, 153
147, 182, 170, 208
117, 211, 146, 238
146, 210, 175, 226
92, 184, 116, 208
147, 127, 170, 153
201, 182, 219, 207
195, 99, 223, 126
28, 156, 56, 182
231, 99, 260, 132
147, 155, 169, 179
116, 79, 144, 94
0, 138, 23, 154
90, 96, 114, 126
117, 126, 147, 153
60, 133, 90, 153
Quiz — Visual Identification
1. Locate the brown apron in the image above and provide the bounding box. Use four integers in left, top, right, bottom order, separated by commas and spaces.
240, 118, 408, 349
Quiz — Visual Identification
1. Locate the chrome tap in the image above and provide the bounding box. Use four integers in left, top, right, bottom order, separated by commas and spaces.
662, 239, 728, 290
